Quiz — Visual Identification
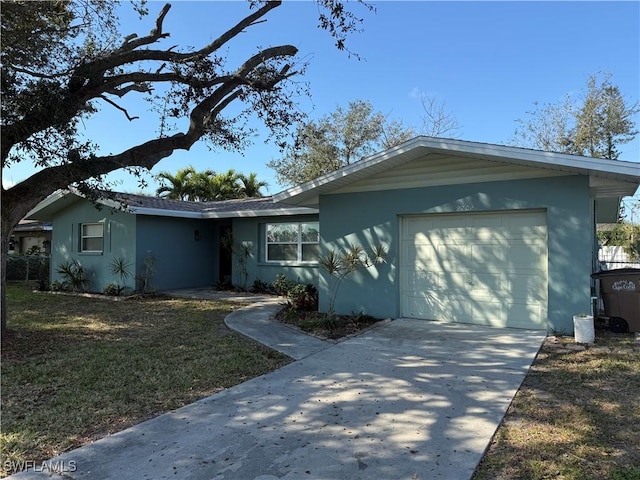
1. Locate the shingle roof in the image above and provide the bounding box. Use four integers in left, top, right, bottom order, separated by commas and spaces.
113, 192, 209, 212
26, 189, 318, 222
110, 192, 316, 218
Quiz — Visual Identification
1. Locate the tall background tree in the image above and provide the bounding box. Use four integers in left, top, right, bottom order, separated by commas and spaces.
0, 0, 374, 332
156, 168, 268, 201
155, 166, 200, 201
268, 97, 460, 186
512, 73, 639, 159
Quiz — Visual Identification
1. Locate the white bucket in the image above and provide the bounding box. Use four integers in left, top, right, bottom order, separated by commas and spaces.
573, 315, 595, 344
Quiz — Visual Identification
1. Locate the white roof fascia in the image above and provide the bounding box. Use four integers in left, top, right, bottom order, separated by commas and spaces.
201, 207, 318, 219
25, 190, 70, 218
125, 207, 204, 219
273, 136, 640, 205
125, 206, 318, 219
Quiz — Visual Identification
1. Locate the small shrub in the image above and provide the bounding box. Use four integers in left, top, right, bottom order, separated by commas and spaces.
288, 283, 318, 312
103, 283, 120, 296
135, 253, 156, 293
272, 273, 296, 296
25, 245, 43, 255
215, 279, 234, 291
251, 278, 273, 294
50, 280, 63, 292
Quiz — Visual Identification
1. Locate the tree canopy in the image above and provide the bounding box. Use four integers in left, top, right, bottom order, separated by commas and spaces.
0, 0, 373, 332
512, 73, 639, 159
267, 98, 460, 186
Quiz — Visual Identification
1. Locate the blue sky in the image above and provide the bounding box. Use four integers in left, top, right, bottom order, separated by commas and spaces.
4, 1, 639, 203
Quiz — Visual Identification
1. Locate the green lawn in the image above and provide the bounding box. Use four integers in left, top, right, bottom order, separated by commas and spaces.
0, 283, 290, 477
3, 283, 639, 479
473, 331, 640, 480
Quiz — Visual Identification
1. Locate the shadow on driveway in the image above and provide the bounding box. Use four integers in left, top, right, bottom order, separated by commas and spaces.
10, 319, 545, 480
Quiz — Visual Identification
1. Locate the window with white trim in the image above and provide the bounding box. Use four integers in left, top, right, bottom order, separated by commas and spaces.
265, 222, 319, 263
81, 223, 104, 253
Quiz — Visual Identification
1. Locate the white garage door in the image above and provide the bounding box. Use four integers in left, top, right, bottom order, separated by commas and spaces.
400, 211, 548, 330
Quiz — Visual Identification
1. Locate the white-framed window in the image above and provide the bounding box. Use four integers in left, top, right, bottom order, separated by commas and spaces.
80, 222, 104, 253
265, 222, 319, 263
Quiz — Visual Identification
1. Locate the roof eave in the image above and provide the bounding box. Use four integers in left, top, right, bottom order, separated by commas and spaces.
272, 136, 640, 207
24, 190, 79, 221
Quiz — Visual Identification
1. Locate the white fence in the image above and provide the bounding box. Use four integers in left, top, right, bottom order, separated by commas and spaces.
599, 246, 640, 270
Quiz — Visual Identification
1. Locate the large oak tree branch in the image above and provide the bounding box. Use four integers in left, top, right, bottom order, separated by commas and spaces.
1, 1, 287, 164
3, 43, 299, 223
70, 1, 282, 87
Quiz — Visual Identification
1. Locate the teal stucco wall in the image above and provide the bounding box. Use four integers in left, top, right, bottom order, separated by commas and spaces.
135, 215, 217, 291
231, 215, 320, 289
51, 200, 137, 292
318, 175, 594, 333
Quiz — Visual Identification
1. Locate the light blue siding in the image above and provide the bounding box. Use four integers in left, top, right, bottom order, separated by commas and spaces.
231, 215, 320, 289
319, 175, 594, 333
50, 200, 137, 292
135, 216, 217, 291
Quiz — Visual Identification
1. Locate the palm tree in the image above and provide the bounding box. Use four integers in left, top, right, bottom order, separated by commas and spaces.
238, 172, 269, 198
156, 166, 197, 200
156, 167, 269, 201
188, 169, 217, 201
209, 169, 242, 200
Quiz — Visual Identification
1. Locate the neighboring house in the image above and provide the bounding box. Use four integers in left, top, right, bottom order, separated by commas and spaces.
9, 220, 53, 254
26, 137, 640, 333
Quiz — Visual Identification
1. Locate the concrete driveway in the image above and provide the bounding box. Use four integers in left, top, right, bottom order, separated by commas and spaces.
11, 319, 545, 480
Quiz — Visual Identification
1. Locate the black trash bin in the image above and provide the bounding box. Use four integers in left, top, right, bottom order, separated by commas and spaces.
591, 268, 640, 333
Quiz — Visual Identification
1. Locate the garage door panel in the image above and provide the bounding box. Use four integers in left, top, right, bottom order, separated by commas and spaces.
401, 211, 548, 330
417, 230, 468, 244
468, 215, 504, 229
469, 299, 505, 326
438, 245, 471, 268
504, 302, 544, 329
471, 244, 507, 264
507, 244, 546, 269
403, 294, 469, 322
402, 244, 438, 267
506, 212, 546, 228
506, 273, 546, 299
402, 269, 440, 291
470, 272, 504, 295
442, 271, 472, 296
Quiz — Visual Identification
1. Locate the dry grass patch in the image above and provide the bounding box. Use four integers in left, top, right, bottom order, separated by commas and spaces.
1, 283, 290, 477
474, 330, 640, 480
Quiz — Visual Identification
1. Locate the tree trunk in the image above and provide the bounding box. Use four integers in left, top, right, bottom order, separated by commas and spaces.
1, 220, 11, 335
1, 191, 41, 335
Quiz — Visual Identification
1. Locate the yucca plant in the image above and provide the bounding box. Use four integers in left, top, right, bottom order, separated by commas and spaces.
109, 256, 132, 295
320, 244, 387, 317
56, 259, 88, 292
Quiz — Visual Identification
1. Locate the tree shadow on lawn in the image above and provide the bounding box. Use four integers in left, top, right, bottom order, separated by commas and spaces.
1, 286, 290, 476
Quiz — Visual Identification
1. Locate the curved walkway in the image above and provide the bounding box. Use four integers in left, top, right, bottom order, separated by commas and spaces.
224, 299, 332, 360
162, 287, 332, 359
10, 288, 546, 480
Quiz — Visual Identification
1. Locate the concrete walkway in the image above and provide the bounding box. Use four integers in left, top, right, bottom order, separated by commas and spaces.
163, 287, 331, 359
10, 289, 546, 480
224, 300, 331, 360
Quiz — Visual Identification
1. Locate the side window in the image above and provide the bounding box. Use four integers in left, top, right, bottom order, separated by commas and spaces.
80, 223, 104, 253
